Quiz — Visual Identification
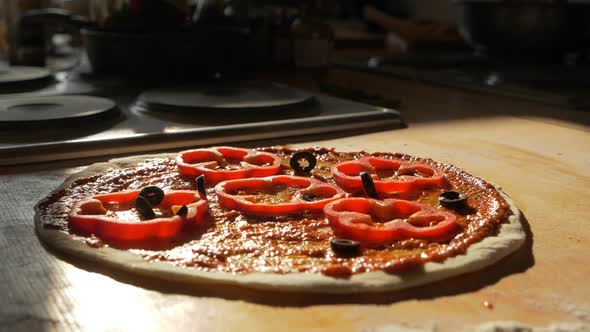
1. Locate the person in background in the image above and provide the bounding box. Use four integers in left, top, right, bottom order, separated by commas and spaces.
337, 0, 414, 23
337, 0, 459, 51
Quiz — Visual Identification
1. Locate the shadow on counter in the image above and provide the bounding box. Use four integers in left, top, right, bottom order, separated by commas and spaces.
38, 211, 533, 307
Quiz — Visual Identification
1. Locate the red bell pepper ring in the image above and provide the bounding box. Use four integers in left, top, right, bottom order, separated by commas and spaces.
176, 146, 282, 184
331, 156, 444, 194
215, 175, 346, 216
324, 197, 458, 245
68, 190, 208, 241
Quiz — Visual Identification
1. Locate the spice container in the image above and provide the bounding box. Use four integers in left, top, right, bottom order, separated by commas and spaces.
291, 0, 333, 69
271, 7, 295, 66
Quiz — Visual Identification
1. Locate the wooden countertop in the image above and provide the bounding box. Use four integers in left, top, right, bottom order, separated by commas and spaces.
1, 68, 588, 331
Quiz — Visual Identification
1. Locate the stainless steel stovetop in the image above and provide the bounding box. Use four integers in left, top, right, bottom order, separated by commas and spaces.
0, 67, 404, 166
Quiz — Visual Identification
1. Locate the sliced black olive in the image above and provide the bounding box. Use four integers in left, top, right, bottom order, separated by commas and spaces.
196, 174, 206, 198
175, 205, 188, 217
302, 193, 316, 201
360, 171, 380, 199
138, 186, 165, 206
135, 195, 156, 220
290, 151, 317, 173
330, 238, 361, 257
439, 191, 467, 208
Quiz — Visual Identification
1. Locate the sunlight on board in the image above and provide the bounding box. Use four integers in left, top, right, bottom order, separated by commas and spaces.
58, 263, 156, 331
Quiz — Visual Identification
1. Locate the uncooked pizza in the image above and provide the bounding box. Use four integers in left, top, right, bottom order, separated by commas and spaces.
35, 146, 525, 293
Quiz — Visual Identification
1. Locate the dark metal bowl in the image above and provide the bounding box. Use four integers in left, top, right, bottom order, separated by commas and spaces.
453, 0, 590, 61
17, 9, 250, 79
82, 27, 249, 79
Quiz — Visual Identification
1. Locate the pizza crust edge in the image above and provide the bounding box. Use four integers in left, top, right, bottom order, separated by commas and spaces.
34, 153, 526, 294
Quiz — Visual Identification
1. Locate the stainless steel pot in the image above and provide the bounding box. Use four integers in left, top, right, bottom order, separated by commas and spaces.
453, 0, 590, 61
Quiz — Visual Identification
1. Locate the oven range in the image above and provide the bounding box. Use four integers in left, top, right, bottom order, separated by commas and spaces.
0, 66, 404, 166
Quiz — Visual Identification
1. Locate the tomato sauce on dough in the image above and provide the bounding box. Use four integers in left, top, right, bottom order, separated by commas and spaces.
38, 147, 510, 277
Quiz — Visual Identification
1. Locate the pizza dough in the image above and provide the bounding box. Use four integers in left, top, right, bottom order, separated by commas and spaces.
34, 151, 526, 294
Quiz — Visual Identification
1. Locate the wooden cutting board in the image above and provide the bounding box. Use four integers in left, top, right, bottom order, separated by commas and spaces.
0, 70, 588, 331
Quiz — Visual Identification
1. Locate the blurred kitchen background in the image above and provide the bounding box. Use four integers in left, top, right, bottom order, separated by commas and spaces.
0, 0, 460, 71
2, 0, 590, 108
1, 0, 589, 167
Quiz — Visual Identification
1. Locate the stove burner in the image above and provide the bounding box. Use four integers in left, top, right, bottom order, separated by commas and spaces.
137, 81, 314, 112
0, 66, 51, 84
0, 70, 404, 165
0, 95, 118, 124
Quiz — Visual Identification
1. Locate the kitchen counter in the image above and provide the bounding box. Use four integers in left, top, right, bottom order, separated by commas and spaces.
1, 68, 588, 331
